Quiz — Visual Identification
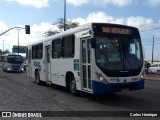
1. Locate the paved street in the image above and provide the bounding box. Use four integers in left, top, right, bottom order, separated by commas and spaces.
0, 66, 160, 120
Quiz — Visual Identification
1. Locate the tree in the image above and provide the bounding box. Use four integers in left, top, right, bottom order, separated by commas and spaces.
44, 30, 58, 37
0, 49, 2, 55
0, 49, 10, 55
3, 49, 10, 54
44, 18, 79, 37
55, 18, 79, 30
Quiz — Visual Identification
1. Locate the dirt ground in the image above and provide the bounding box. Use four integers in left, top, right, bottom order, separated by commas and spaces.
144, 74, 160, 81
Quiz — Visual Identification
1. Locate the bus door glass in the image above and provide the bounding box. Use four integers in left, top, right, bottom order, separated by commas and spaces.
81, 38, 92, 91
45, 45, 51, 81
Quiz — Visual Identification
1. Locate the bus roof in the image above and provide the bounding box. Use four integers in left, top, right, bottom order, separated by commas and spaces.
27, 22, 92, 46
27, 22, 138, 46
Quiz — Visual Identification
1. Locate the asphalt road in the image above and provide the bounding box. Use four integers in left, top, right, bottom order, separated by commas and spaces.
0, 66, 160, 120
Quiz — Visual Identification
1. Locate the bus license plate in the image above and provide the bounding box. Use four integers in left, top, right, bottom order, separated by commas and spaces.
121, 88, 130, 92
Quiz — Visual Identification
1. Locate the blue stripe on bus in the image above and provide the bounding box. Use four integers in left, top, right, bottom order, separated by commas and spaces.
92, 80, 144, 94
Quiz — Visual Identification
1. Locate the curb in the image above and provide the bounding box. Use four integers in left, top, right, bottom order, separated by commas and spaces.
144, 77, 160, 81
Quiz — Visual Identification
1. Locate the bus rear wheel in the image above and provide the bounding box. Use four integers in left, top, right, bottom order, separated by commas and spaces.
69, 77, 78, 96
35, 71, 42, 85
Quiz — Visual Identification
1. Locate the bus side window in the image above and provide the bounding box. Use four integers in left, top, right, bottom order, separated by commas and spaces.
26, 48, 28, 60
52, 39, 61, 58
62, 35, 75, 58
37, 43, 43, 59
32, 45, 38, 59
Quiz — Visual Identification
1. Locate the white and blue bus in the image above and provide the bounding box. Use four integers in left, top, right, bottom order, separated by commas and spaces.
2, 54, 24, 72
26, 23, 144, 95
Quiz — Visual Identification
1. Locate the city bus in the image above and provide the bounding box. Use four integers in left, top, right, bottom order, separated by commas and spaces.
2, 54, 24, 72
26, 23, 145, 95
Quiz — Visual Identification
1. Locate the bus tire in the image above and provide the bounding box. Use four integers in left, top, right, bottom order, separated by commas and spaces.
69, 77, 78, 96
35, 71, 42, 85
157, 70, 160, 75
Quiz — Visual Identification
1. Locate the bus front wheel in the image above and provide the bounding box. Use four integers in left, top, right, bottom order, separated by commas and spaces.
69, 77, 78, 96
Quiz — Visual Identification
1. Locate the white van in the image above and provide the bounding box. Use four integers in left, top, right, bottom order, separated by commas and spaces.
148, 64, 160, 75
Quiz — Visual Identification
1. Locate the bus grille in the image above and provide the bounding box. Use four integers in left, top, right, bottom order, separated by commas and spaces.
12, 66, 20, 70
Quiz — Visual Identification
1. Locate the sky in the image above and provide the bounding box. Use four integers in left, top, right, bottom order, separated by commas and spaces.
0, 0, 160, 60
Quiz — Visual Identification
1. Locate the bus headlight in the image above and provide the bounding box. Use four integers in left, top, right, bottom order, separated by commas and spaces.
139, 71, 145, 80
96, 72, 108, 83
140, 74, 144, 80
7, 68, 11, 71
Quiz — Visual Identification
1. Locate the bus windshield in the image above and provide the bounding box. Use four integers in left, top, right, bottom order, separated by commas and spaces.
95, 36, 143, 77
7, 55, 23, 64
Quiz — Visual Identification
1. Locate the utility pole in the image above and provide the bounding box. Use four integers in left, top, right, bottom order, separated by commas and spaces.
152, 35, 154, 64
64, 0, 66, 31
17, 29, 20, 55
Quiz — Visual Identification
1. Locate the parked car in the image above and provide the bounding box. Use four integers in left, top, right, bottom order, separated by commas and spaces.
148, 64, 160, 75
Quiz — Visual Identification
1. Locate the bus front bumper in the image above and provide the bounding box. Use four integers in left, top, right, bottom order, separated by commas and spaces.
7, 67, 24, 72
92, 80, 144, 94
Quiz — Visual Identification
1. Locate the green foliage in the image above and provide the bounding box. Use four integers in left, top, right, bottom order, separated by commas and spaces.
0, 49, 2, 55
54, 18, 79, 30
0, 49, 10, 55
44, 18, 79, 37
44, 30, 58, 37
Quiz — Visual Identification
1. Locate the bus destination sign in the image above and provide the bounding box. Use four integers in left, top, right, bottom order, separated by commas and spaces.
102, 27, 130, 35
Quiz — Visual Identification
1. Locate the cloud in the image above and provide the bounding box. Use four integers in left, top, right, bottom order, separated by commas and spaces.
31, 22, 58, 40
67, 0, 89, 6
147, 0, 160, 7
127, 16, 154, 28
0, 21, 9, 33
72, 11, 154, 29
72, 12, 125, 25
0, 11, 155, 53
5, 0, 49, 8
67, 0, 133, 7
0, 22, 57, 52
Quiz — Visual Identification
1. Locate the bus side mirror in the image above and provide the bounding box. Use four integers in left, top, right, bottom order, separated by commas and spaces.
91, 38, 96, 48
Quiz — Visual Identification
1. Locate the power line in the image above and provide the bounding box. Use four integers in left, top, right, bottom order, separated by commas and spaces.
140, 27, 160, 32
140, 22, 160, 26
143, 43, 160, 45
142, 43, 160, 45
142, 41, 160, 43
142, 38, 160, 41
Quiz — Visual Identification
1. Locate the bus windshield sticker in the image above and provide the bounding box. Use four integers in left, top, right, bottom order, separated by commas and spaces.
74, 59, 79, 71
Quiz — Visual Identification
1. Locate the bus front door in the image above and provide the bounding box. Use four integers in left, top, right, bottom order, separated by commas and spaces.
81, 38, 92, 92
45, 46, 51, 82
